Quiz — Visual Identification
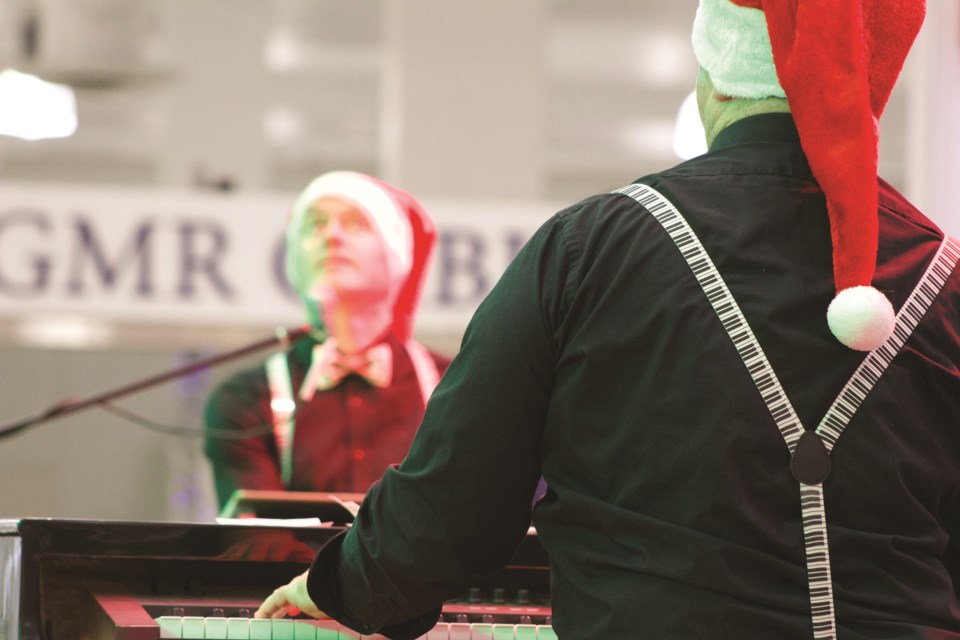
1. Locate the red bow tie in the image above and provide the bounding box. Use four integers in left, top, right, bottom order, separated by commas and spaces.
299, 339, 393, 400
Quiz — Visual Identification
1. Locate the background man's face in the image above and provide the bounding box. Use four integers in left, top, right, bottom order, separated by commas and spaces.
296, 195, 392, 305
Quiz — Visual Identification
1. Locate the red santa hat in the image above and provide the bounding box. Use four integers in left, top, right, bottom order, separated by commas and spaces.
693, 0, 926, 351
286, 171, 437, 343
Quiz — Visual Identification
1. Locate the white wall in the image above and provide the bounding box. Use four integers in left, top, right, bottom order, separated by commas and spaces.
905, 0, 960, 236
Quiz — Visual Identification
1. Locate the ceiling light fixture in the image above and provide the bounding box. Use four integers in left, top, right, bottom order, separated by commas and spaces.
0, 68, 78, 141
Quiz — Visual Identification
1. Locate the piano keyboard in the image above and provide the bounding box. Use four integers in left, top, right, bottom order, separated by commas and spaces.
154, 615, 557, 639
4, 518, 551, 640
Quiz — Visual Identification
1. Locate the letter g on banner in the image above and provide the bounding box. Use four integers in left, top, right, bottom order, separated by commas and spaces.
0, 209, 51, 297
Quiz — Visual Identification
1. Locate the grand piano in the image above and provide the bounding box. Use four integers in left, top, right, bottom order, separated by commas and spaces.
0, 514, 552, 639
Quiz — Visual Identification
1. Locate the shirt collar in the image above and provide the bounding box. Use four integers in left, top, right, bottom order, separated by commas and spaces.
709, 113, 802, 153
291, 329, 398, 364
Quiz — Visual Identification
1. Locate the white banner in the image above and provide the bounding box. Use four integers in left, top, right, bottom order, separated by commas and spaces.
0, 182, 562, 334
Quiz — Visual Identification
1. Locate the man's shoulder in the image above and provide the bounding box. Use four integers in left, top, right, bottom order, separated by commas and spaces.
558, 157, 702, 215
426, 348, 453, 372
878, 178, 945, 238
552, 168, 678, 229
206, 361, 269, 407
400, 340, 453, 372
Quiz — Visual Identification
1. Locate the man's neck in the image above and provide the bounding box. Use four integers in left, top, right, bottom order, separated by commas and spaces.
697, 69, 790, 148
325, 301, 392, 354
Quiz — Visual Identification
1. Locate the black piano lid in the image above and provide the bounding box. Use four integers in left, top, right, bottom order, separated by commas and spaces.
5, 518, 549, 639
8, 518, 345, 639
11, 517, 341, 558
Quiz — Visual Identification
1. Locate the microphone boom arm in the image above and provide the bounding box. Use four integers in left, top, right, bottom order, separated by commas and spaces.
0, 325, 311, 439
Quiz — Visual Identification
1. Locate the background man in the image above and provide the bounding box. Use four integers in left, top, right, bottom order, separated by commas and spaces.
205, 171, 450, 507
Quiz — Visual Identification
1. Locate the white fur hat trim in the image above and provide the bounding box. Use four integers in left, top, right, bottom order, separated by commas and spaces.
292, 171, 413, 281
826, 286, 896, 352
692, 0, 786, 100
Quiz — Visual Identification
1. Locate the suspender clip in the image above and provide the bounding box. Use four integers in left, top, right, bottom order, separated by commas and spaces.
790, 431, 832, 485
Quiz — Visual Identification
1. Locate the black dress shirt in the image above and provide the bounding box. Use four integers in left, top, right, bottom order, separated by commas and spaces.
306, 114, 960, 639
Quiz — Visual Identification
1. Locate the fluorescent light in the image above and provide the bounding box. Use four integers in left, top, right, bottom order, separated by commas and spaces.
264, 30, 303, 72
17, 316, 113, 349
673, 89, 707, 160
0, 68, 78, 141
264, 107, 304, 143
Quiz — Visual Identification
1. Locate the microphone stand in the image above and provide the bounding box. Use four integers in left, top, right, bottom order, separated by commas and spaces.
0, 325, 312, 440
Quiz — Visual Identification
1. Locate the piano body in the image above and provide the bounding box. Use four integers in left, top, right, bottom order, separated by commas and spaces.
0, 518, 551, 639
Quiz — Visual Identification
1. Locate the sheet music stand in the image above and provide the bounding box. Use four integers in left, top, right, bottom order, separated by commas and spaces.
218, 490, 365, 525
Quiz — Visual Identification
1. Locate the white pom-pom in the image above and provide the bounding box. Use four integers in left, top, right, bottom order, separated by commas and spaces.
826, 286, 896, 351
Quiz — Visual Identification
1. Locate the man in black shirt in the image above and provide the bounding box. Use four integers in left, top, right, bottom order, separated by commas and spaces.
257, 2, 960, 638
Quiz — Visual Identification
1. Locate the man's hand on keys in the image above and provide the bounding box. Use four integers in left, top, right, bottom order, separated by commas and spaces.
254, 570, 328, 620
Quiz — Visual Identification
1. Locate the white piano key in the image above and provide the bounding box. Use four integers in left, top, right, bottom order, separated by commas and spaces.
227, 617, 251, 639
248, 618, 273, 640
514, 624, 537, 640
205, 616, 230, 639
271, 618, 296, 640
426, 621, 451, 639
314, 619, 341, 639
470, 623, 494, 639
293, 619, 317, 639
155, 616, 182, 638
491, 625, 515, 640
181, 616, 206, 639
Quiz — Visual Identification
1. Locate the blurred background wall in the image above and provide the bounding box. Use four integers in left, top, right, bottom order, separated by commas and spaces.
0, 0, 956, 522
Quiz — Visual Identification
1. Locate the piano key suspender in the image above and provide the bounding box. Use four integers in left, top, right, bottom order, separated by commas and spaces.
266, 341, 441, 488
266, 351, 296, 487
404, 340, 442, 413
615, 182, 960, 640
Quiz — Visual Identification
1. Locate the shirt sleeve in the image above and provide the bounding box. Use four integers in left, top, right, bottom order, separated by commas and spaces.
204, 370, 285, 508
305, 213, 574, 636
